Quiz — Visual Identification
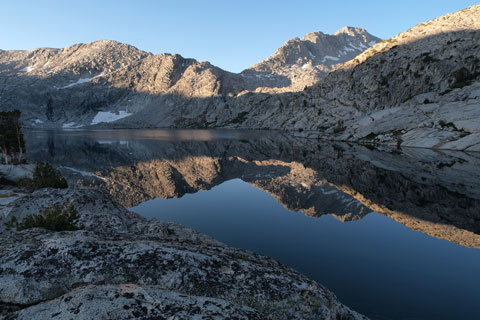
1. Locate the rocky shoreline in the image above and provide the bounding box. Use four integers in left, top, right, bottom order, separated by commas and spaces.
0, 166, 366, 319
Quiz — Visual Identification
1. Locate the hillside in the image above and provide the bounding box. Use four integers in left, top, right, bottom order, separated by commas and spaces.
0, 5, 479, 152
0, 28, 377, 128
222, 4, 480, 151
0, 40, 244, 127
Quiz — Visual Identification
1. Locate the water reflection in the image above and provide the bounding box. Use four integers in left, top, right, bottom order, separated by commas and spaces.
25, 129, 480, 248
51, 128, 270, 141
24, 129, 480, 320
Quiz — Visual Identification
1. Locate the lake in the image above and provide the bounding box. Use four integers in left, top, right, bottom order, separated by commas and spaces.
25, 129, 480, 320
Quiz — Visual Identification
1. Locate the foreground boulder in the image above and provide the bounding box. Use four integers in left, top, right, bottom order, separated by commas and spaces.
0, 187, 366, 319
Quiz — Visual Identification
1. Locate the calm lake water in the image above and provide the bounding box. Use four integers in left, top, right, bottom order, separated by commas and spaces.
25, 129, 480, 320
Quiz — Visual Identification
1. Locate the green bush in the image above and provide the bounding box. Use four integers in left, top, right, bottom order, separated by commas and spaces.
5, 201, 83, 232
333, 120, 346, 133
16, 176, 34, 190
0, 176, 16, 186
33, 162, 68, 189
231, 111, 249, 124
362, 132, 378, 140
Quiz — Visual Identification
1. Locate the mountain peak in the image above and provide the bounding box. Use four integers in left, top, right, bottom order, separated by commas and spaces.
334, 26, 368, 36
246, 26, 381, 91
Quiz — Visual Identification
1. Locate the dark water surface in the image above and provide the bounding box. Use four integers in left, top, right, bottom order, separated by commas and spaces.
25, 129, 480, 320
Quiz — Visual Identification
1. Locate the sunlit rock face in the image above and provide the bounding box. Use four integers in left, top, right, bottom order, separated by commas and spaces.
24, 130, 480, 248
242, 26, 380, 92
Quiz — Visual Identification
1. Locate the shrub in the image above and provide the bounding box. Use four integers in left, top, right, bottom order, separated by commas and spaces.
231, 111, 249, 124
450, 67, 474, 89
362, 132, 378, 140
5, 201, 83, 232
396, 138, 403, 150
333, 120, 346, 133
421, 53, 440, 63
0, 176, 16, 186
438, 120, 457, 130
16, 176, 33, 189
33, 162, 68, 189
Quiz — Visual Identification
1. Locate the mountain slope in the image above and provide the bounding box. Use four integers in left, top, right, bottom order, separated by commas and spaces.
219, 4, 480, 151
0, 40, 247, 127
242, 26, 380, 92
2, 4, 479, 152
306, 4, 480, 150
0, 27, 377, 128
312, 5, 480, 109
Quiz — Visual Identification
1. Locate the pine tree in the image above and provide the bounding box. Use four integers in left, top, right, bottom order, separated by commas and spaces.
0, 110, 26, 164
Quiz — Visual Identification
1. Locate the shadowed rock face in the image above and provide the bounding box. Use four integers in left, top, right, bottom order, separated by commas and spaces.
23, 130, 480, 248
313, 5, 480, 109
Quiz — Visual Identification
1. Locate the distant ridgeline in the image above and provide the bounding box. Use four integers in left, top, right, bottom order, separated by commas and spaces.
0, 110, 26, 164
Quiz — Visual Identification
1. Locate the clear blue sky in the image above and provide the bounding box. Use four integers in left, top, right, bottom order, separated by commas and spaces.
0, 0, 478, 72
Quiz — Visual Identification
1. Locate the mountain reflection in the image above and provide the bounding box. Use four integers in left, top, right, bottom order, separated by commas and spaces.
25, 129, 480, 248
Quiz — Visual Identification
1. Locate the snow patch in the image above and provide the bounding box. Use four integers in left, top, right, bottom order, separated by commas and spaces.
321, 189, 338, 195
321, 56, 340, 63
348, 42, 364, 51
61, 166, 108, 182
91, 110, 132, 125
301, 64, 310, 69
368, 41, 377, 46
308, 51, 315, 59
254, 73, 275, 79
62, 167, 95, 177
59, 73, 103, 89
20, 66, 36, 73
97, 140, 128, 145
33, 119, 43, 124
62, 122, 81, 129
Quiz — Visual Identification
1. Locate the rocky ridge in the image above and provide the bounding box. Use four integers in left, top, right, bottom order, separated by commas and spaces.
242, 27, 380, 92
0, 27, 377, 129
